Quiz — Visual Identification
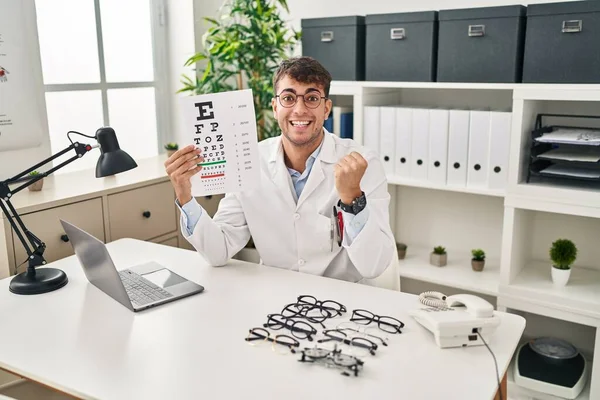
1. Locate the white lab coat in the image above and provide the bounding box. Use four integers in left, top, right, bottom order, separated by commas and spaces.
181, 131, 397, 284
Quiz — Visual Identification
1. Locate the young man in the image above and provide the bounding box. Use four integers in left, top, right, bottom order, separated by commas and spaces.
165, 56, 396, 284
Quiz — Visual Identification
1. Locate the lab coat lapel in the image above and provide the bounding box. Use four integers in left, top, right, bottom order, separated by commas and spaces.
268, 137, 296, 210
297, 132, 337, 209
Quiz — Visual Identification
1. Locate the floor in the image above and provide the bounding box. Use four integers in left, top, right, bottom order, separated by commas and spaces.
0, 380, 72, 400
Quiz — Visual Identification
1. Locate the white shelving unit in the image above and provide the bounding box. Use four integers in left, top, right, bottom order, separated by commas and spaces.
329, 80, 600, 400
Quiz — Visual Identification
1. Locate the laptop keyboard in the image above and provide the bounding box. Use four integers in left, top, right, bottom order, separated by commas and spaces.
119, 270, 173, 306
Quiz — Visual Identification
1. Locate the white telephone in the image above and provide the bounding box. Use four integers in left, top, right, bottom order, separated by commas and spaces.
409, 292, 501, 349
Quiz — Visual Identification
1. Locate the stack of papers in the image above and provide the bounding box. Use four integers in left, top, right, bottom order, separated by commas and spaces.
535, 128, 600, 146
539, 164, 600, 179
537, 147, 600, 163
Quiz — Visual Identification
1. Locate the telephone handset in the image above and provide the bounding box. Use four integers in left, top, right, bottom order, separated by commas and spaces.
410, 291, 500, 348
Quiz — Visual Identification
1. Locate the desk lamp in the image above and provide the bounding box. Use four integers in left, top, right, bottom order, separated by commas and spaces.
0, 127, 137, 295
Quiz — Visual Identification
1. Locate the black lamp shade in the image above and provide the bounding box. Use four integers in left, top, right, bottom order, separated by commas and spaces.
95, 127, 138, 177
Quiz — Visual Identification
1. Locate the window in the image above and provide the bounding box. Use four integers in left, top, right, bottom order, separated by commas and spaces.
35, 0, 168, 173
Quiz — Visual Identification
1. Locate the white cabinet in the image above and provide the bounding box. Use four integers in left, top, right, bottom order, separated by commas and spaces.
331, 81, 600, 399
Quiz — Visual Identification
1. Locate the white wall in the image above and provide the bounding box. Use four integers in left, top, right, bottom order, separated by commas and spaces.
167, 0, 196, 141
0, 0, 51, 181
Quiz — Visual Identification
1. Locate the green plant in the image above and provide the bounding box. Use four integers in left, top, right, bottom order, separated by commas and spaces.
471, 249, 486, 261
433, 246, 446, 255
549, 239, 577, 270
28, 170, 41, 176
179, 0, 301, 141
164, 142, 179, 151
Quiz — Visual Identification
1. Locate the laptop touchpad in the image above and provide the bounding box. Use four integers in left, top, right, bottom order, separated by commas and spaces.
142, 268, 188, 288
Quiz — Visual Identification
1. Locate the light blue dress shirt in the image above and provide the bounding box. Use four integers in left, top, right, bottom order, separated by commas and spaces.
178, 139, 368, 242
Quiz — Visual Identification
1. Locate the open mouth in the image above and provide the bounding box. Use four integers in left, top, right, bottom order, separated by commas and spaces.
290, 121, 312, 130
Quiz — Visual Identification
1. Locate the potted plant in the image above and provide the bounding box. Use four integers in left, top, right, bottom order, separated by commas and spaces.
549, 239, 577, 287
27, 171, 44, 192
471, 249, 485, 272
396, 242, 407, 260
430, 246, 447, 267
179, 0, 301, 142
164, 142, 179, 157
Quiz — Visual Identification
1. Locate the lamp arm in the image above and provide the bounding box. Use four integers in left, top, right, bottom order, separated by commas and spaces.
0, 142, 94, 273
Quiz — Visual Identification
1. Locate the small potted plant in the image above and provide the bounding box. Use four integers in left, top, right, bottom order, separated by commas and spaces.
27, 171, 44, 192
471, 249, 486, 271
549, 239, 577, 287
164, 142, 179, 157
396, 242, 407, 260
430, 246, 447, 267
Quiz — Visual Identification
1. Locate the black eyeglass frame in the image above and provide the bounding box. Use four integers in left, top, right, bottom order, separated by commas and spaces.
245, 327, 300, 353
296, 295, 347, 317
318, 329, 378, 356
275, 91, 328, 109
263, 313, 317, 341
350, 309, 405, 334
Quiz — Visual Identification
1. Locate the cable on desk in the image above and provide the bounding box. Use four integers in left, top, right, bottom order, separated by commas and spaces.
477, 331, 503, 400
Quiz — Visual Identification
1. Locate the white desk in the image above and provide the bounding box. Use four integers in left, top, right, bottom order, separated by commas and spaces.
0, 239, 525, 400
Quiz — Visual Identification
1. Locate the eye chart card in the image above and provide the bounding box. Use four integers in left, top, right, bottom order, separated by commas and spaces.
178, 89, 260, 196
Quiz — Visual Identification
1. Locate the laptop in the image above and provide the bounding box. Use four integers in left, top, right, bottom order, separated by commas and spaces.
60, 219, 204, 312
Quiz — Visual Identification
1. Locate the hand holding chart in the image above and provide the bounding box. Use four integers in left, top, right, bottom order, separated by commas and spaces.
177, 89, 261, 196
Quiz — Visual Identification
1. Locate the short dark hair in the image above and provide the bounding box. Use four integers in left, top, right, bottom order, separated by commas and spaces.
273, 56, 332, 97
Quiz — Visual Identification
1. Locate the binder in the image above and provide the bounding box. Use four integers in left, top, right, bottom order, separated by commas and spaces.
467, 110, 491, 188
379, 107, 396, 175
428, 109, 449, 185
487, 111, 512, 190
410, 108, 430, 180
446, 110, 470, 187
324, 113, 334, 133
340, 112, 354, 139
363, 106, 380, 154
395, 107, 412, 178
333, 106, 352, 136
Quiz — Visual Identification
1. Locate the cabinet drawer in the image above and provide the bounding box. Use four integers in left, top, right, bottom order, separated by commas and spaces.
108, 181, 176, 241
12, 198, 104, 268
156, 236, 178, 248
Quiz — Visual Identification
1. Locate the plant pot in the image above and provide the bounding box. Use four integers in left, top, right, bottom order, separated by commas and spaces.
430, 253, 447, 267
551, 266, 571, 287
166, 149, 177, 158
28, 179, 44, 192
396, 243, 407, 260
471, 259, 485, 272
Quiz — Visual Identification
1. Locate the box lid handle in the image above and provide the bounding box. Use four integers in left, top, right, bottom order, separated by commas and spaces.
320, 31, 334, 42
390, 27, 406, 40
468, 24, 485, 37
562, 20, 582, 33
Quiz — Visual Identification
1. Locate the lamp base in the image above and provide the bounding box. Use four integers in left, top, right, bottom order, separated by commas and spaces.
9, 268, 68, 295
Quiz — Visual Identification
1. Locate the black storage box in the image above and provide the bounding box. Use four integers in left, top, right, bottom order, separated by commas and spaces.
301, 16, 365, 81
523, 1, 600, 83
437, 5, 526, 83
365, 11, 438, 82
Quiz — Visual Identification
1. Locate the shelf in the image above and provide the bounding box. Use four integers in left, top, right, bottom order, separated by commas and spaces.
387, 175, 505, 198
398, 247, 499, 296
502, 262, 600, 321
507, 183, 600, 218
507, 350, 592, 400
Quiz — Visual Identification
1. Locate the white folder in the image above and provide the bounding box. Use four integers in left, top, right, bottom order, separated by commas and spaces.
394, 107, 412, 178
379, 107, 396, 175
447, 110, 470, 187
410, 108, 429, 180
363, 106, 380, 155
428, 109, 449, 185
467, 110, 491, 188
487, 111, 512, 190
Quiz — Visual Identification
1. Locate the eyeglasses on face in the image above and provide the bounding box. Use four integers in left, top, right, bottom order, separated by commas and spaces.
350, 309, 405, 334
297, 295, 347, 317
263, 313, 317, 341
276, 91, 327, 109
245, 327, 299, 354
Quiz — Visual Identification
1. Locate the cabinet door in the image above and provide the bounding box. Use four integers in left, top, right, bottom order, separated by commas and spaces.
12, 198, 104, 268
107, 181, 176, 241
